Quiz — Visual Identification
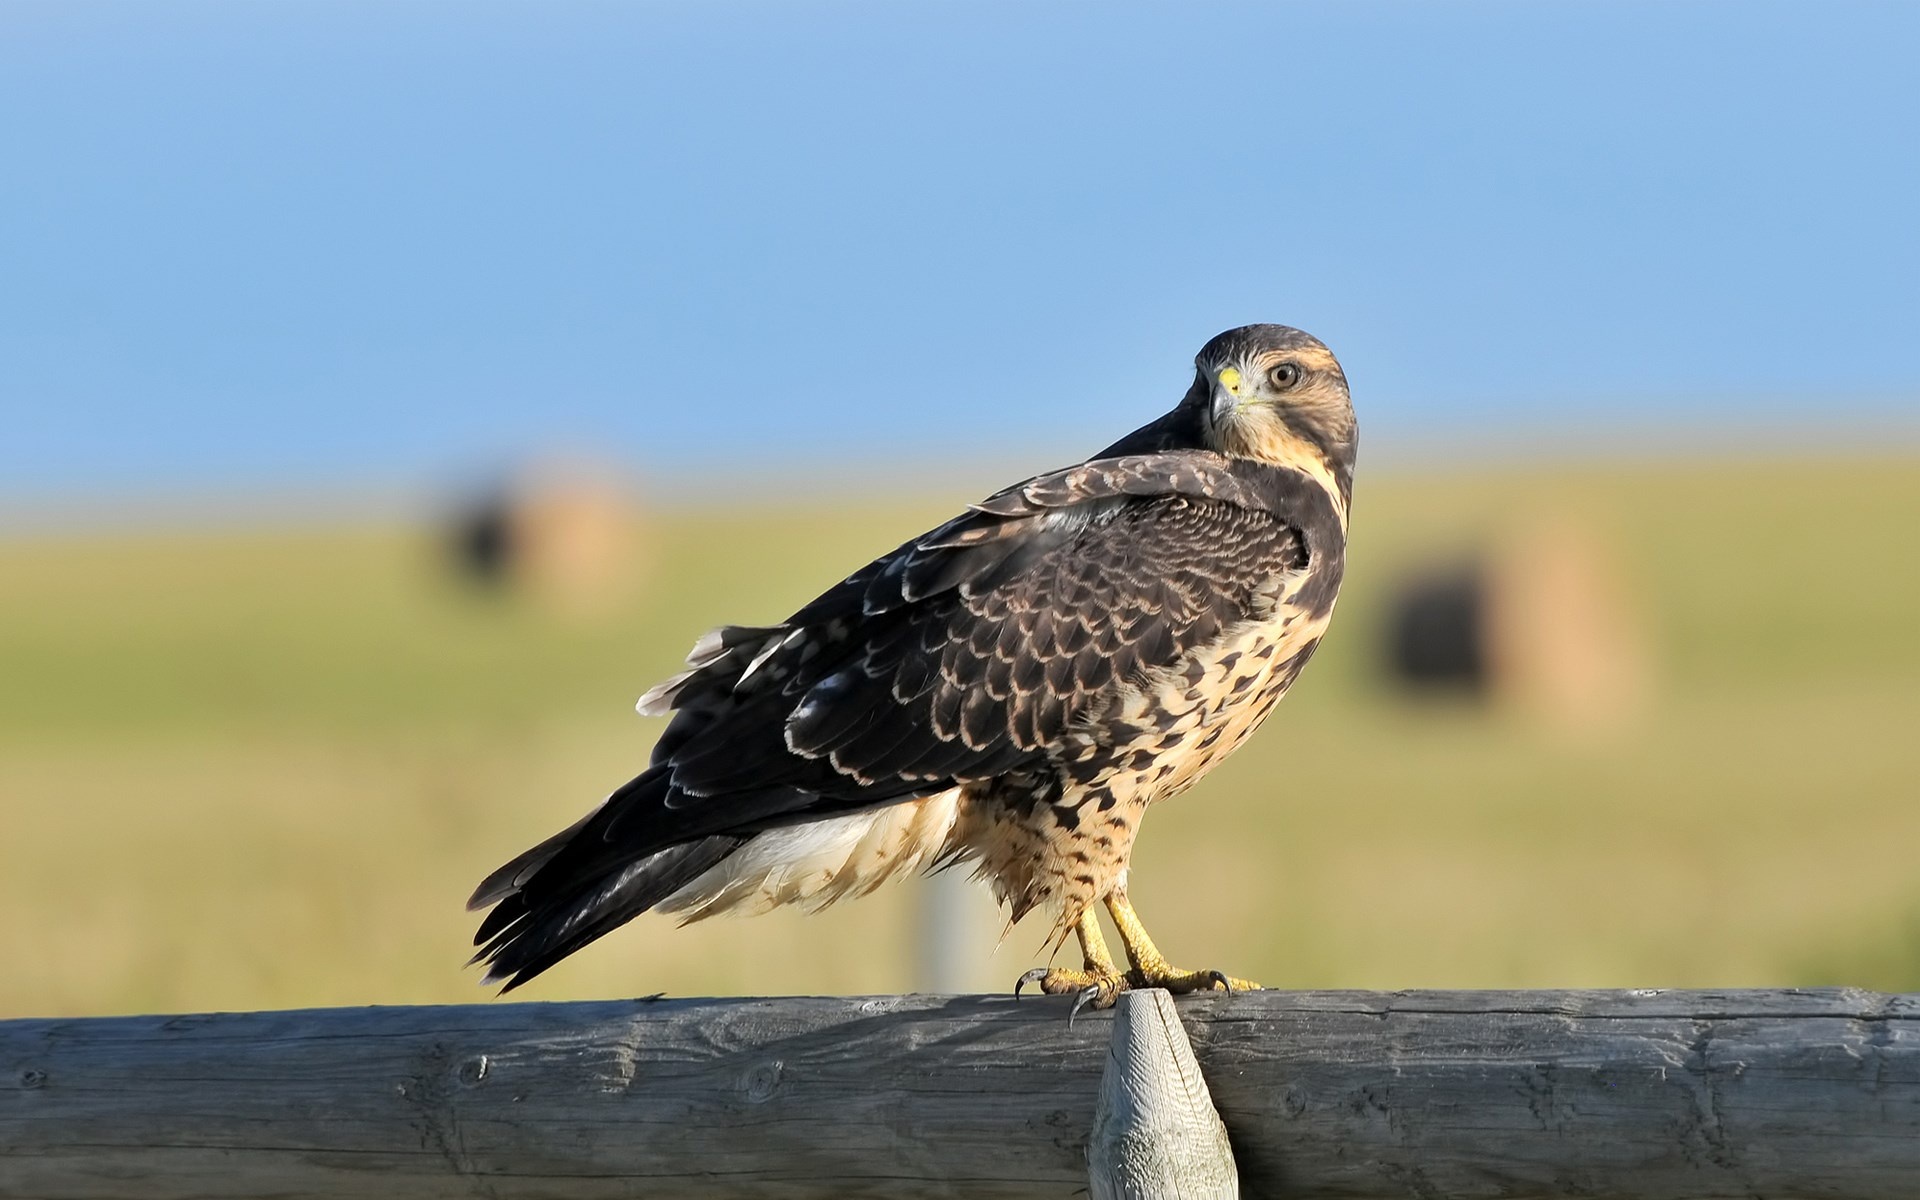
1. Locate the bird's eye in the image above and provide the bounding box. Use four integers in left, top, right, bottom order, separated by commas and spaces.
1268, 362, 1302, 390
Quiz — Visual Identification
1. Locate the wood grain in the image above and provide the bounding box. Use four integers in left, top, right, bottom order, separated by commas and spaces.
3, 989, 1916, 1199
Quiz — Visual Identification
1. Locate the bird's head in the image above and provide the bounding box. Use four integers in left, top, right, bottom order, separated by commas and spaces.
1189, 324, 1356, 504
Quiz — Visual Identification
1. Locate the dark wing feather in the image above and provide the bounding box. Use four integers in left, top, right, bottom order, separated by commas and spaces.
469, 452, 1310, 988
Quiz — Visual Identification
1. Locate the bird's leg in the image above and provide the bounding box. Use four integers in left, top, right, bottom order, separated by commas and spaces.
1015, 906, 1127, 1011
1105, 882, 1262, 995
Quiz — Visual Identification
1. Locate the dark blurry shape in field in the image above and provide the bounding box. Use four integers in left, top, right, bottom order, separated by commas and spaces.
1385, 565, 1488, 689
452, 489, 513, 587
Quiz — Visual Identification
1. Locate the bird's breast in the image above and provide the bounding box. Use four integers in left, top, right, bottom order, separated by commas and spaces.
1108, 593, 1334, 804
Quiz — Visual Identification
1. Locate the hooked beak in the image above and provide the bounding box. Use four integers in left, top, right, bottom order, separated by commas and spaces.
1209, 366, 1243, 426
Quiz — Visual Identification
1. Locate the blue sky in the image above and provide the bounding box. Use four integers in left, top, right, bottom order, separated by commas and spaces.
3, 2, 1917, 506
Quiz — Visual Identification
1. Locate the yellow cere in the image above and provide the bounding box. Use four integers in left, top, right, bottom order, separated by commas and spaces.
1217, 366, 1242, 395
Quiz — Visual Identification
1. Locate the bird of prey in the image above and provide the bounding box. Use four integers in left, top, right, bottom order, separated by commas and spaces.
470, 323, 1355, 1011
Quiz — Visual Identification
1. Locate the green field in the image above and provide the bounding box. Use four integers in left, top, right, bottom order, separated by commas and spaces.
4, 456, 1918, 1019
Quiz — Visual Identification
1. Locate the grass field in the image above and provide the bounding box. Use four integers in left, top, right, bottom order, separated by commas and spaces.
3, 455, 1918, 1019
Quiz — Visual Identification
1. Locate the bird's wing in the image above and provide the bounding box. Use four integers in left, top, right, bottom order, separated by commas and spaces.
469, 452, 1312, 986
637, 452, 1306, 801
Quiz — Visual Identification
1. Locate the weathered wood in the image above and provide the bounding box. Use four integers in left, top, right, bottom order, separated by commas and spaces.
2, 989, 1917, 1199
1089, 989, 1237, 1198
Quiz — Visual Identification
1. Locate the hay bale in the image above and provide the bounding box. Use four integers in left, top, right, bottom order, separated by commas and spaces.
449, 464, 648, 618
1384, 517, 1649, 734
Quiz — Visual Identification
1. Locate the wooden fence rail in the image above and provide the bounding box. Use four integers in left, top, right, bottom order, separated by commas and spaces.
3, 988, 1917, 1198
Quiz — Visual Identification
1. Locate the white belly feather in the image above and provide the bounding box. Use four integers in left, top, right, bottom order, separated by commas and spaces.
661, 787, 964, 921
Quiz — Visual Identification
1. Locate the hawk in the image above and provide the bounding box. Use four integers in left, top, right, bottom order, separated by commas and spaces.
470, 324, 1355, 1011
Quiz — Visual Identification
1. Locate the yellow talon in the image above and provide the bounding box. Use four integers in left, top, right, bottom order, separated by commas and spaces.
1105, 883, 1263, 995
1016, 891, 1261, 1013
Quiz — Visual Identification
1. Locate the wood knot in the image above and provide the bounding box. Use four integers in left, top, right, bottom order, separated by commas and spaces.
743, 1060, 783, 1103
18, 1069, 47, 1089
1280, 1087, 1307, 1118
457, 1055, 490, 1086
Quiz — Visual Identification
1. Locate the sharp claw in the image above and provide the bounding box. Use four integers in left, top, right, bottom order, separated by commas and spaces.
1014, 967, 1052, 998
1207, 970, 1233, 996
1069, 984, 1103, 1026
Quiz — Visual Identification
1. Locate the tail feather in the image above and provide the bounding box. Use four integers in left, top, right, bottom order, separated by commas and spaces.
466, 810, 596, 913
473, 835, 745, 992
468, 760, 867, 992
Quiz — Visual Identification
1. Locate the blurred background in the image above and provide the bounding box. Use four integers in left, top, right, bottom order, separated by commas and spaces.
3, 1, 1917, 1020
